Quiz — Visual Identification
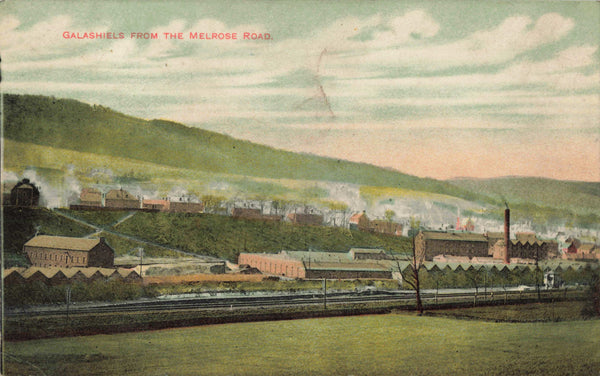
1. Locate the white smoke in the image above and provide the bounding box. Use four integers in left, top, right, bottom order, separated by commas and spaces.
208, 181, 230, 191
2, 171, 20, 182
167, 186, 200, 203
21, 169, 63, 208
318, 182, 367, 212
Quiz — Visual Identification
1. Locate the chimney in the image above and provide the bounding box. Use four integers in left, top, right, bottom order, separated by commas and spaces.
504, 203, 510, 264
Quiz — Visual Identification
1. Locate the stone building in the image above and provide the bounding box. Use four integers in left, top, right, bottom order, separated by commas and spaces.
104, 189, 140, 209
79, 188, 103, 207
169, 201, 205, 213
415, 231, 490, 261
24, 235, 115, 268
490, 233, 556, 262
369, 220, 403, 236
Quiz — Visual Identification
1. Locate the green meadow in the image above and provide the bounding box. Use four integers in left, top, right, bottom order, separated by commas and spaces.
5, 314, 599, 376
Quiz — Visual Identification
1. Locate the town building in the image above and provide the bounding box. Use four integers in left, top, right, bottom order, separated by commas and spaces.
169, 201, 205, 213
563, 238, 600, 260
349, 212, 370, 231
348, 212, 402, 236
24, 235, 115, 268
287, 213, 324, 226
369, 220, 403, 236
142, 199, 170, 211
104, 188, 140, 209
79, 187, 103, 207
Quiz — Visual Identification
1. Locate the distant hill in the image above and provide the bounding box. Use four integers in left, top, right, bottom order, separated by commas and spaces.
3, 94, 485, 202
450, 177, 600, 216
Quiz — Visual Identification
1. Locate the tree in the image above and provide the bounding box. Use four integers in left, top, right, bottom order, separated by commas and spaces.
201, 195, 225, 214
396, 217, 423, 315
465, 266, 485, 305
385, 209, 396, 222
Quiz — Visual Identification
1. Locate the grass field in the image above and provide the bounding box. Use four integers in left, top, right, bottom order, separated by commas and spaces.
5, 312, 599, 376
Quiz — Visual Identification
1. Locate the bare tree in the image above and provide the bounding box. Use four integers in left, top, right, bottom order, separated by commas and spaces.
395, 217, 424, 315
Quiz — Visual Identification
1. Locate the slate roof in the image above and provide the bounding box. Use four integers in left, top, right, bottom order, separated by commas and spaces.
420, 231, 488, 242
24, 235, 102, 252
349, 248, 387, 254
4, 267, 139, 280
105, 189, 136, 200
307, 262, 388, 271
284, 250, 352, 263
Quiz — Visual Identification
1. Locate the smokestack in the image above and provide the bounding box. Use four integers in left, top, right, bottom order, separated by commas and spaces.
504, 202, 510, 264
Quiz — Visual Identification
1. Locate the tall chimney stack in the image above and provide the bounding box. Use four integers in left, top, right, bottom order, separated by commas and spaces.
504, 203, 510, 264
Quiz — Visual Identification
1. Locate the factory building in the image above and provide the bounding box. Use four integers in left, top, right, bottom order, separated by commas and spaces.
415, 231, 490, 261
24, 235, 115, 268
238, 248, 393, 279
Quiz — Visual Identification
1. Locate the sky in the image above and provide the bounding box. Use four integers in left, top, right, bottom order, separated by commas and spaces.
1, 0, 599, 182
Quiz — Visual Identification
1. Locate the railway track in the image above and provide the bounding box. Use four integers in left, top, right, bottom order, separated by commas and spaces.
5, 288, 582, 317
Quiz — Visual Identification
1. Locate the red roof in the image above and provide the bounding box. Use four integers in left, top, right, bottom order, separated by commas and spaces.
349, 212, 366, 223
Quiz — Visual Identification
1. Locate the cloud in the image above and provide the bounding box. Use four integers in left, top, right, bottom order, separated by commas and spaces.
0, 15, 110, 59
324, 13, 576, 73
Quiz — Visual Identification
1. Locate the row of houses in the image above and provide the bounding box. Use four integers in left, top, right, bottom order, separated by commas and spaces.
77, 188, 409, 232
85, 188, 206, 212
4, 267, 141, 285
75, 188, 206, 213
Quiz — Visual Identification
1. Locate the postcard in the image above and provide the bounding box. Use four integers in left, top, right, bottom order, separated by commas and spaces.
1, 1, 599, 375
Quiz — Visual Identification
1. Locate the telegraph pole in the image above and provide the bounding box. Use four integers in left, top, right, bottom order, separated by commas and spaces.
65, 285, 72, 327
323, 278, 327, 309
138, 247, 144, 281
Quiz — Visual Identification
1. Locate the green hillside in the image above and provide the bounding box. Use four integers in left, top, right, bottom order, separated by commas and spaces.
3, 94, 484, 202
4, 94, 598, 227
112, 211, 412, 262
450, 177, 600, 216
